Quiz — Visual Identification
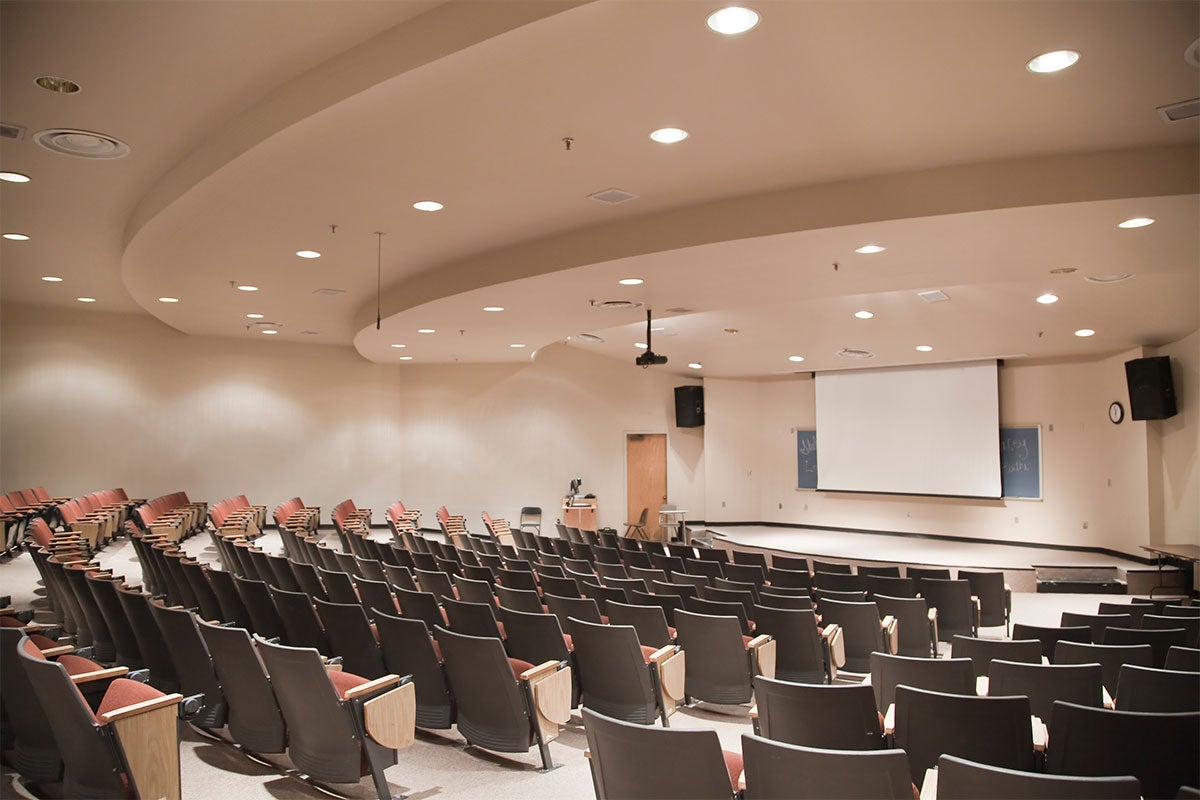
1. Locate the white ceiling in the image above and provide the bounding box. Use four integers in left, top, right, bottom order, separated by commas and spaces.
2, 0, 1197, 378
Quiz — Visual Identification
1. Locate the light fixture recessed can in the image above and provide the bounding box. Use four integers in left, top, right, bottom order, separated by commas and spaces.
855, 244, 886, 254
483, 306, 504, 312
1117, 217, 1154, 229
854, 310, 874, 319
35, 75, 81, 94
41, 276, 63, 282
390, 343, 407, 348
510, 343, 526, 348
688, 362, 703, 369
398, 356, 413, 361
77, 296, 96, 303
296, 250, 321, 259
413, 201, 444, 212
915, 345, 934, 352
246, 313, 264, 319
417, 328, 435, 334
158, 296, 179, 302
706, 6, 760, 35
261, 329, 278, 335
618, 278, 644, 286
1036, 292, 1059, 304
1074, 328, 1095, 337
1027, 50, 1080, 73
649, 127, 689, 144
788, 355, 805, 362
3, 233, 30, 241
0, 172, 31, 183
236, 285, 258, 292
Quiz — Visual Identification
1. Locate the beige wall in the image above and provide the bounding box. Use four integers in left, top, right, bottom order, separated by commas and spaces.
704, 339, 1198, 556
0, 304, 704, 532
1154, 329, 1199, 546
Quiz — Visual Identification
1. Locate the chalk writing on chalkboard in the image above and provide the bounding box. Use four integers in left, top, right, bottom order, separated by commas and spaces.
796, 430, 817, 490
999, 426, 1041, 499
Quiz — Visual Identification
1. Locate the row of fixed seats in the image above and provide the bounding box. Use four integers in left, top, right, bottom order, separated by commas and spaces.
2, 486, 70, 553
207, 494, 267, 537
270, 495, 319, 533
133, 491, 206, 542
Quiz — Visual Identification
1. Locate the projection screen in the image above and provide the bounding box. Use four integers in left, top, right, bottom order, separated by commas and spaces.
814, 360, 1001, 498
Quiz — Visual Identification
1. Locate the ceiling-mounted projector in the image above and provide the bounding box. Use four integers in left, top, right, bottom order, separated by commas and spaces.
635, 309, 667, 367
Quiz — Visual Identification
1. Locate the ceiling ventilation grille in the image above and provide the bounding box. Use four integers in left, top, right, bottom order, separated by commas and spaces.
576, 333, 605, 343
837, 348, 875, 359
917, 289, 950, 302
34, 128, 130, 159
588, 188, 638, 205
665, 307, 693, 314
1157, 98, 1199, 122
312, 288, 345, 296
0, 123, 25, 141
590, 299, 642, 309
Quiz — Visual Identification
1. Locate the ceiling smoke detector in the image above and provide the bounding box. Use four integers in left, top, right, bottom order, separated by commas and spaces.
34, 128, 130, 159
590, 299, 642, 310
837, 348, 875, 359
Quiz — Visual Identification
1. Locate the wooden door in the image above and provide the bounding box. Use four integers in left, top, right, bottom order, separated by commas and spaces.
626, 433, 667, 541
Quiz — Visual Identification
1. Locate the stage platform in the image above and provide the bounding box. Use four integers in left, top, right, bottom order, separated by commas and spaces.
702, 525, 1180, 595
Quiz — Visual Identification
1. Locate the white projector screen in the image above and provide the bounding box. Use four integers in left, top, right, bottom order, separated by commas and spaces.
815, 360, 1002, 498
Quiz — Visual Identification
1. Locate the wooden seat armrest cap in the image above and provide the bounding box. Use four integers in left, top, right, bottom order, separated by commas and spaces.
648, 645, 679, 663
71, 666, 129, 684
519, 659, 565, 683
747, 634, 772, 649
884, 703, 895, 734
99, 693, 184, 724
928, 608, 938, 621
920, 768, 939, 800
343, 673, 402, 700
749, 704, 758, 719
40, 645, 76, 658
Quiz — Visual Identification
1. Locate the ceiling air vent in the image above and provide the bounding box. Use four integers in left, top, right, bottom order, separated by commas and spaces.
299, 330, 320, 335
590, 299, 642, 310
665, 307, 693, 314
588, 188, 638, 205
0, 123, 26, 141
1157, 98, 1199, 123
917, 289, 950, 303
34, 128, 130, 159
312, 288, 345, 296
576, 333, 605, 343
837, 348, 874, 359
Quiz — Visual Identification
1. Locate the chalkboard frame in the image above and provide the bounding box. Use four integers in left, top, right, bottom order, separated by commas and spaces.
999, 425, 1042, 501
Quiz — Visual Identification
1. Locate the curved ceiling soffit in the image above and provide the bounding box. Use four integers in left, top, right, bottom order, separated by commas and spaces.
351, 144, 1199, 358
119, 0, 593, 283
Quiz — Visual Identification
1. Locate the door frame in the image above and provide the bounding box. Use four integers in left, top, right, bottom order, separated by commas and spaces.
624, 430, 668, 539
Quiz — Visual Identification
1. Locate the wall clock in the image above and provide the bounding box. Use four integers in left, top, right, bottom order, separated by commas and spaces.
1109, 401, 1124, 424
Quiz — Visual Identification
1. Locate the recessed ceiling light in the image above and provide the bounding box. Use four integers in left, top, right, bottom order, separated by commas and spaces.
158, 296, 178, 302
788, 355, 805, 363
35, 75, 80, 94
418, 328, 435, 334
398, 356, 413, 361
688, 362, 703, 369
261, 330, 278, 335
635, 342, 648, 349
1117, 217, 1154, 229
618, 278, 644, 286
296, 250, 321, 259
0, 172, 31, 183
77, 297, 96, 303
3, 233, 30, 240
390, 343, 407, 349
413, 201, 443, 212
246, 313, 264, 319
483, 306, 504, 312
651, 327, 666, 332
1027, 50, 1080, 73
1074, 328, 1095, 337
510, 343, 526, 348
1036, 292, 1059, 304
915, 345, 934, 352
854, 310, 874, 319
236, 284, 258, 292
649, 127, 689, 144
855, 244, 886, 254
706, 6, 760, 35
41, 276, 63, 282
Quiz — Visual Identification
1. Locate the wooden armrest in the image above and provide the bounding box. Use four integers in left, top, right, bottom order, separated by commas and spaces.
749, 635, 776, 679
927, 608, 938, 621
99, 692, 183, 724
343, 673, 401, 700
362, 679, 415, 749
1031, 715, 1047, 751
40, 644, 76, 658
747, 634, 771, 649
1103, 686, 1114, 708
920, 767, 939, 800
652, 645, 686, 709
884, 703, 895, 734
821, 622, 845, 672
749, 704, 758, 719
519, 659, 564, 683
881, 615, 899, 654
524, 660, 572, 739
71, 666, 129, 684
976, 675, 989, 696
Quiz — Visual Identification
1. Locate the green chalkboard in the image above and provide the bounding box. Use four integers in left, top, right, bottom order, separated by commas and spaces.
1000, 426, 1041, 499
796, 430, 817, 489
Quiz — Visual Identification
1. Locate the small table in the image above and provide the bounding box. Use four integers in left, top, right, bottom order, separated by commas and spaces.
658, 509, 688, 543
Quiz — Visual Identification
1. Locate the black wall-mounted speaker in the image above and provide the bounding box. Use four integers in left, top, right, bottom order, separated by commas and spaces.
1124, 356, 1177, 420
674, 385, 704, 428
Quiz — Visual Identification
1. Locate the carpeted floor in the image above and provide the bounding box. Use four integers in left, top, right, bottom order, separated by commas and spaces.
0, 529, 1180, 800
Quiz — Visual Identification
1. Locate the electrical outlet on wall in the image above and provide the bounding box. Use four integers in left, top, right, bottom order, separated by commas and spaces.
721, 501, 726, 508
778, 503, 782, 509
1014, 516, 1019, 524
1082, 521, 1089, 529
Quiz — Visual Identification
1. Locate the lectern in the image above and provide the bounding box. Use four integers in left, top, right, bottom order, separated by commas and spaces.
561, 496, 598, 532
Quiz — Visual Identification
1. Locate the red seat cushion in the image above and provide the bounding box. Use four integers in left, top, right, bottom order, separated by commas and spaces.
742, 635, 754, 649
431, 638, 443, 662
508, 657, 536, 679
562, 633, 574, 651
27, 633, 60, 651
327, 669, 370, 700
667, 626, 677, 639
640, 645, 658, 664
58, 653, 104, 675
722, 749, 744, 792
96, 678, 166, 720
